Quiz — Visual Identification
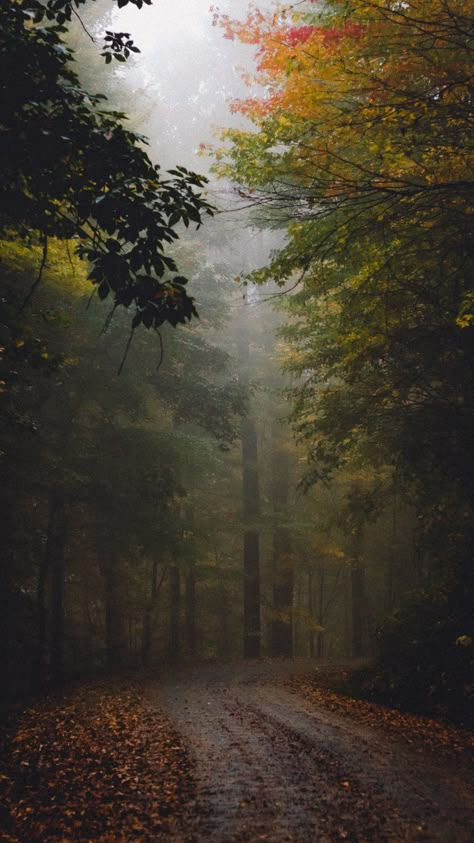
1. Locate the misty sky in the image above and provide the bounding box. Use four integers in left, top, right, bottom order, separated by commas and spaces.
102, 0, 276, 170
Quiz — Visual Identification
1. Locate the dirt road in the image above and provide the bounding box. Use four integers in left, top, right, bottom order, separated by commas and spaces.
150, 660, 473, 842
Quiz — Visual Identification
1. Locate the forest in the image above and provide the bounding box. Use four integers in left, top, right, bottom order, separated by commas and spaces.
0, 1, 473, 839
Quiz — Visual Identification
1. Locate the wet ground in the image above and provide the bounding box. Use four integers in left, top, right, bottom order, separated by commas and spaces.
150, 659, 474, 842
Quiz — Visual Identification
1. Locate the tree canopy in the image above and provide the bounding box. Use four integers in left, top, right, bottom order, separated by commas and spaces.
1, 0, 472, 722
212, 0, 473, 542
210, 0, 474, 703
1, 0, 214, 336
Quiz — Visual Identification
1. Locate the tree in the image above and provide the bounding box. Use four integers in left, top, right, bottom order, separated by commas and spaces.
270, 428, 293, 657
212, 0, 473, 564
210, 1, 473, 703
1, 0, 214, 342
239, 295, 262, 657
0, 225, 250, 690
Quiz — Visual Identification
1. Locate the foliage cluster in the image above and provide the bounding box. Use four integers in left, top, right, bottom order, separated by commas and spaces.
2, 0, 473, 722
355, 585, 474, 724
1, 0, 214, 343
0, 233, 247, 696
0, 2, 254, 691
212, 0, 474, 712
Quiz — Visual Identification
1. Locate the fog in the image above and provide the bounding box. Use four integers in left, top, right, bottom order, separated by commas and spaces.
94, 0, 266, 167
1, 0, 413, 677
89, 0, 281, 268
2, 4, 472, 837
4, 0, 469, 716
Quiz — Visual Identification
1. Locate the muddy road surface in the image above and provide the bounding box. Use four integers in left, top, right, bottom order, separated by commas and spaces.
149, 660, 473, 842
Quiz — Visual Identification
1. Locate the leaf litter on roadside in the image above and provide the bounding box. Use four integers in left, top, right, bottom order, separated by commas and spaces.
287, 668, 473, 761
0, 678, 194, 842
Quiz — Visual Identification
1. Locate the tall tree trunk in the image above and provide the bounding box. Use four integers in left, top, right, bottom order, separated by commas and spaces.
344, 566, 352, 659
50, 487, 67, 683
271, 530, 293, 655
142, 559, 158, 669
316, 566, 325, 659
185, 562, 196, 659
243, 529, 260, 657
385, 494, 398, 613
308, 565, 325, 659
37, 493, 57, 675
47, 388, 76, 683
241, 411, 261, 658
271, 439, 293, 657
240, 298, 261, 658
100, 544, 125, 669
218, 592, 231, 659
142, 561, 167, 668
168, 565, 180, 661
37, 550, 49, 675
308, 569, 315, 658
351, 528, 366, 659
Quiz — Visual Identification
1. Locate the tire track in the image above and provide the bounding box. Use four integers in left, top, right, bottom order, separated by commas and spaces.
149, 661, 474, 842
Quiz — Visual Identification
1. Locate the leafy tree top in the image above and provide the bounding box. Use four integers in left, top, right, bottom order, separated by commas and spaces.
210, 0, 474, 503
1, 0, 214, 338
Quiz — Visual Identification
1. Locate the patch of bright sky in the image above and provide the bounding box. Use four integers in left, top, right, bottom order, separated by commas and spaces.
99, 0, 280, 254
99, 0, 275, 172
111, 0, 210, 47
103, 0, 281, 281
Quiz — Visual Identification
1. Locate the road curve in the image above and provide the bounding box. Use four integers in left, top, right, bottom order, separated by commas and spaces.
148, 660, 473, 842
